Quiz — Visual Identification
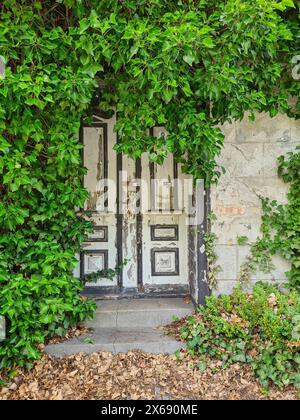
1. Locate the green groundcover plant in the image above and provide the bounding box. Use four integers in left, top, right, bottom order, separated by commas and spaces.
181, 282, 300, 389
0, 0, 299, 368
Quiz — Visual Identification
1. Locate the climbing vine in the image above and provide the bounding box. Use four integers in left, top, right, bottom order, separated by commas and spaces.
0, 0, 299, 368
239, 147, 300, 292
80, 259, 129, 285
205, 213, 222, 291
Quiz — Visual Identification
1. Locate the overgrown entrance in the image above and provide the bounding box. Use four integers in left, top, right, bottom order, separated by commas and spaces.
78, 114, 209, 303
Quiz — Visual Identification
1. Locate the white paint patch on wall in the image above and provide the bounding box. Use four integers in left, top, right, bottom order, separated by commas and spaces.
211, 113, 300, 295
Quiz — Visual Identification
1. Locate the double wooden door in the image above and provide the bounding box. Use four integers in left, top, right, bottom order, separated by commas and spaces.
78, 114, 205, 301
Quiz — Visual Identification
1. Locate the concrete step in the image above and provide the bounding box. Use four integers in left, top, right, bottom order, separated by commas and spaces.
45, 298, 193, 357
45, 327, 185, 356
86, 298, 193, 329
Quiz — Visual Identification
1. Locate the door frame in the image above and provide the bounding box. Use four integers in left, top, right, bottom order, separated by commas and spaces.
79, 112, 210, 304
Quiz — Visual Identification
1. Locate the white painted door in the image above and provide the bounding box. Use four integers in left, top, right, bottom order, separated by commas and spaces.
79, 115, 201, 299
140, 127, 191, 295
80, 114, 119, 291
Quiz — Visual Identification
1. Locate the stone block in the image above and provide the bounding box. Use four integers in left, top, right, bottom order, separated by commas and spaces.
236, 113, 291, 143
212, 214, 261, 245
212, 176, 289, 208
218, 143, 264, 178
237, 245, 273, 281
219, 121, 237, 143
269, 255, 291, 281
237, 246, 290, 282
290, 118, 300, 142
213, 279, 287, 296
236, 112, 270, 143
266, 114, 292, 143
213, 281, 238, 296
263, 142, 299, 178
212, 175, 262, 208
252, 177, 289, 204
215, 245, 238, 281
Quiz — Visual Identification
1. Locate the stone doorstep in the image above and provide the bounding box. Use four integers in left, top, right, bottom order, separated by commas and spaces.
45, 298, 193, 357
91, 298, 193, 314
45, 327, 185, 357
87, 298, 194, 329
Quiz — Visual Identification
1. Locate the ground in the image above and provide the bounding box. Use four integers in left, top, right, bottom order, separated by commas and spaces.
0, 350, 298, 400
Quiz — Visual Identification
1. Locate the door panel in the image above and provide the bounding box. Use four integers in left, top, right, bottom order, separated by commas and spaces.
83, 125, 106, 212
120, 154, 139, 289
141, 127, 189, 290
80, 116, 118, 288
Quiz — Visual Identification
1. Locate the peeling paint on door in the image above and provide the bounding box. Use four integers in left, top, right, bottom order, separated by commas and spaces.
78, 115, 203, 301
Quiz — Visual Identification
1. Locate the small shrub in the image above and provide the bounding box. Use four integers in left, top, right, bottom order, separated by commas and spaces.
180, 282, 300, 389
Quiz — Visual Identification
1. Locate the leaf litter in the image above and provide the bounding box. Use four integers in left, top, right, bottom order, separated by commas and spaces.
0, 350, 298, 400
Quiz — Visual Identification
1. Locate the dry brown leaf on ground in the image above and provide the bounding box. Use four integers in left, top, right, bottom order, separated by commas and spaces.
46, 324, 93, 345
0, 350, 298, 400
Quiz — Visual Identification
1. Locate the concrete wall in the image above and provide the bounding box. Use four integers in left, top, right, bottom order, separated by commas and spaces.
211, 113, 300, 295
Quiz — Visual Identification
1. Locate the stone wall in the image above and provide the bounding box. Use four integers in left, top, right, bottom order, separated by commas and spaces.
211, 113, 300, 295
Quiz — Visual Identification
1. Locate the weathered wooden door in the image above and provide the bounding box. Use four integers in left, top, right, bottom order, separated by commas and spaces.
78, 114, 207, 302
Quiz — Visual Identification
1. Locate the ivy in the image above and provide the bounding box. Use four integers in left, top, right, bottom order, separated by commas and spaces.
180, 282, 300, 389
205, 213, 222, 291
0, 0, 299, 368
80, 259, 129, 284
0, 1, 100, 368
239, 147, 300, 291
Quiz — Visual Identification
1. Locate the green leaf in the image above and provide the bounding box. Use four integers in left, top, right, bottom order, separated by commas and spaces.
82, 337, 95, 344
183, 54, 196, 66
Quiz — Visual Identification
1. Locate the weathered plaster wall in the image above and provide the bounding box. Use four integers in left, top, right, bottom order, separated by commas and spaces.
211, 113, 300, 295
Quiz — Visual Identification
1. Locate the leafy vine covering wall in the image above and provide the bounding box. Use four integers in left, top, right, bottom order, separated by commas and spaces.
0, 1, 299, 367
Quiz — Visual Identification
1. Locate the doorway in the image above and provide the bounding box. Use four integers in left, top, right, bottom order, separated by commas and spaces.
79, 114, 209, 304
